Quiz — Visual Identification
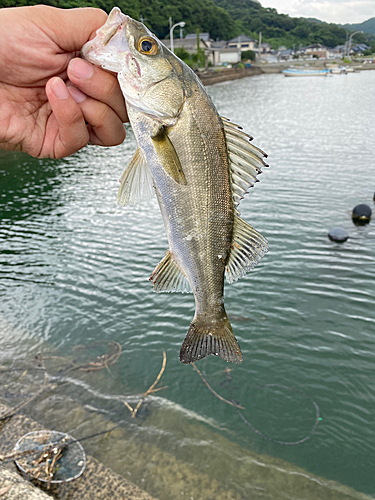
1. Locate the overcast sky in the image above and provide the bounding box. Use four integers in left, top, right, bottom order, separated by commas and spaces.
261, 0, 374, 25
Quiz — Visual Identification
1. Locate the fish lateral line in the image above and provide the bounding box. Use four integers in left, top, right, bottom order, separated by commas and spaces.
81, 9, 269, 365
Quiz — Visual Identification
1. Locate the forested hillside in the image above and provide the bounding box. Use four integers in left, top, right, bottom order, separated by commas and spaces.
343, 17, 375, 36
0, 0, 371, 48
212, 0, 367, 48
0, 0, 239, 39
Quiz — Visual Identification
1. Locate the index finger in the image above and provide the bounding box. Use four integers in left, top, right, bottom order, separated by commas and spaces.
68, 58, 128, 123
36, 6, 107, 52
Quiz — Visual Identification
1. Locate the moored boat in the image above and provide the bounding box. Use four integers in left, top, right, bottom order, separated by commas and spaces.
330, 65, 347, 74
282, 68, 330, 77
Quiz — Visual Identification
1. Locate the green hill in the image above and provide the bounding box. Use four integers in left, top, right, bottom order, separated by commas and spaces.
211, 0, 366, 48
0, 0, 371, 49
0, 0, 239, 39
94, 0, 239, 39
343, 17, 375, 36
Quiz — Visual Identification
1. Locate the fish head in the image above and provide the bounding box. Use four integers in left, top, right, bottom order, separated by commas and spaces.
81, 8, 185, 121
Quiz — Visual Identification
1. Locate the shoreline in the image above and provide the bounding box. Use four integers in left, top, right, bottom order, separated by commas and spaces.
197, 62, 375, 85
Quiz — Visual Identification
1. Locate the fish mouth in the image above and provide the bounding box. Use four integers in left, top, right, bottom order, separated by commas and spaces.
102, 19, 128, 47
80, 14, 131, 73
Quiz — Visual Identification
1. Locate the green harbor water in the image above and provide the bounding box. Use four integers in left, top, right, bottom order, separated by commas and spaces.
0, 70, 375, 499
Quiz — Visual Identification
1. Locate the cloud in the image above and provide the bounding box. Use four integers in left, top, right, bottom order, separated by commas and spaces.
290, 0, 374, 24
262, 0, 374, 24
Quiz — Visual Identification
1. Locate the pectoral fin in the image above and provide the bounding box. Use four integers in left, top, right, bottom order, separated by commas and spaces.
226, 215, 269, 283
151, 126, 187, 185
118, 149, 155, 207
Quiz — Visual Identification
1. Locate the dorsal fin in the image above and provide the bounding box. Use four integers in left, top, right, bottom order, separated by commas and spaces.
222, 117, 268, 212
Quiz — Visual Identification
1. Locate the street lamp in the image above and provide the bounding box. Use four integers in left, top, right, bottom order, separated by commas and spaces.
170, 21, 186, 53
347, 30, 363, 58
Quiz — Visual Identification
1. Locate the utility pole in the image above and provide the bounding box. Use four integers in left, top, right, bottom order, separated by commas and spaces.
258, 31, 262, 62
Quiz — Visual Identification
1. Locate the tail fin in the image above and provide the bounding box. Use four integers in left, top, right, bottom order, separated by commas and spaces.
179, 316, 243, 364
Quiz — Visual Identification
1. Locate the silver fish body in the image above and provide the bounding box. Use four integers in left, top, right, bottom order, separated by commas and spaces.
82, 8, 268, 364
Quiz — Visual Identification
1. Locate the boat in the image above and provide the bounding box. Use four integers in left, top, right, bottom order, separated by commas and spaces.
282, 68, 331, 77
330, 65, 347, 74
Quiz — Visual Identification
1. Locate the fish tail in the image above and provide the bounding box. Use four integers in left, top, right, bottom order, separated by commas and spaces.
179, 315, 243, 365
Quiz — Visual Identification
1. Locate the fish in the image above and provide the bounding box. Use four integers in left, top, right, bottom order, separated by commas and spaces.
81, 8, 269, 364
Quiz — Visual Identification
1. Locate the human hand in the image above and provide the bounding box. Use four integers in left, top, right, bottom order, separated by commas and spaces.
0, 5, 128, 159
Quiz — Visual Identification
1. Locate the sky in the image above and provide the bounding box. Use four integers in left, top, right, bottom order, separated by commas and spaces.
260, 0, 375, 25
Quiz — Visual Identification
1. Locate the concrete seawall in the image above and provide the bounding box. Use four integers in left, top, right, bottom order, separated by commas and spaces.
197, 62, 375, 86
196, 66, 263, 85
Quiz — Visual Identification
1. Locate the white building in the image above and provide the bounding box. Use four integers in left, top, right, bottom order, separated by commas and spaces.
227, 35, 257, 52
213, 47, 241, 65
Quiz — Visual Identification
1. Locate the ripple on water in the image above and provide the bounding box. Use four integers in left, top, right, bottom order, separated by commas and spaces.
0, 71, 375, 496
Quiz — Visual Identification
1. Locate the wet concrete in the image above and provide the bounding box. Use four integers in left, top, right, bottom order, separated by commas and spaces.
1, 383, 373, 500
0, 469, 52, 500
0, 405, 156, 500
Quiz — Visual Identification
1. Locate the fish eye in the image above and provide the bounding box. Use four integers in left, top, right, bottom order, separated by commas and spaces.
138, 37, 158, 55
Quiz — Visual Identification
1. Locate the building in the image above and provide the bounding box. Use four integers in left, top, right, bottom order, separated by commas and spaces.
162, 34, 212, 53
326, 46, 342, 59
227, 35, 257, 52
210, 47, 241, 65
331, 45, 346, 57
260, 42, 272, 54
278, 48, 294, 61
184, 33, 210, 42
164, 33, 243, 66
163, 32, 263, 66
351, 43, 369, 55
305, 43, 328, 59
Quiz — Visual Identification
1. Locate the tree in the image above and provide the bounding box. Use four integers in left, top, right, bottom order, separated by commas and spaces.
241, 49, 256, 60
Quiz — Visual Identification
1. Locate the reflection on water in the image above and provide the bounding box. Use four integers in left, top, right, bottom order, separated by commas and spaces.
0, 71, 375, 498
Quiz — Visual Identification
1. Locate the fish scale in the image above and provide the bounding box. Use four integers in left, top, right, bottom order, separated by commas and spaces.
81, 7, 268, 364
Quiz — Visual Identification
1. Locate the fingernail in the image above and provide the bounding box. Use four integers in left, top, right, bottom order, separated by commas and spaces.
51, 78, 69, 100
69, 59, 94, 80
68, 86, 87, 104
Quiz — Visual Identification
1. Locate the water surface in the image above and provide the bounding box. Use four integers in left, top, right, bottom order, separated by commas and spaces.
0, 70, 374, 498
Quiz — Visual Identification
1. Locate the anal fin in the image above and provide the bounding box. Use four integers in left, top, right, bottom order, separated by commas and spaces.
150, 250, 191, 293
